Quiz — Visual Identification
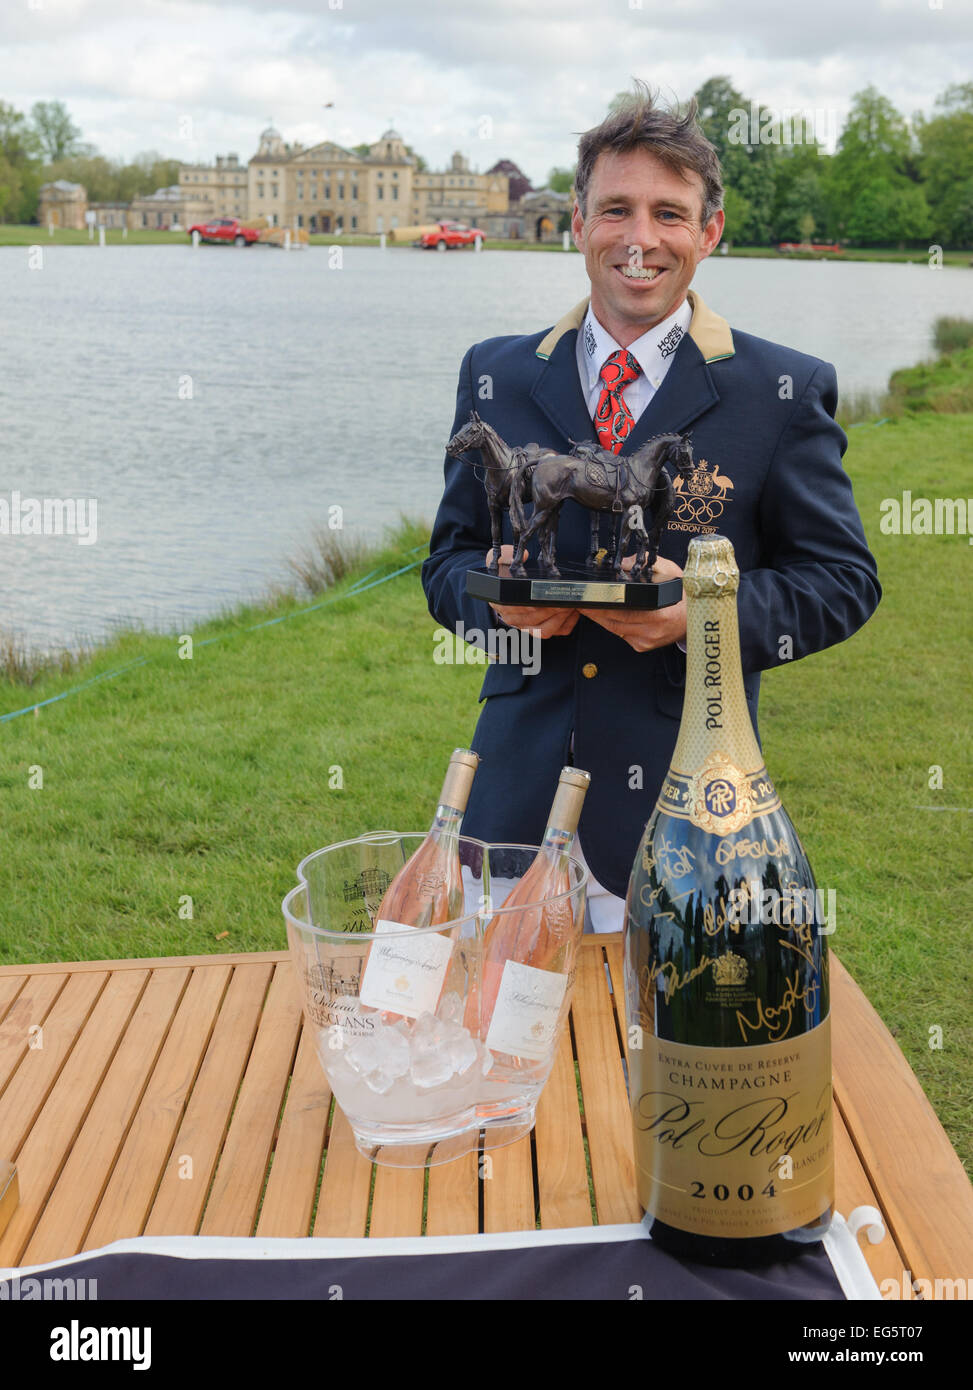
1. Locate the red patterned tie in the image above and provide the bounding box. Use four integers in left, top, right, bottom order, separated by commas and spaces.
594, 349, 642, 452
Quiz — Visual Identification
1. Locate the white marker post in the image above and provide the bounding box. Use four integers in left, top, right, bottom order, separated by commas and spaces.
380, 232, 387, 250
192, 229, 200, 249
98, 225, 105, 247
562, 230, 570, 250
474, 234, 482, 252
284, 229, 291, 251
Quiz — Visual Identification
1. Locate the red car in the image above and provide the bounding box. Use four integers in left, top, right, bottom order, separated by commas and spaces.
418, 221, 487, 249
188, 218, 260, 247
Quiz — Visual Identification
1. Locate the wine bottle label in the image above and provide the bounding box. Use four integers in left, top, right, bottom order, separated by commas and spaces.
658, 753, 781, 834
358, 919, 454, 1019
485, 959, 568, 1061
631, 1019, 833, 1239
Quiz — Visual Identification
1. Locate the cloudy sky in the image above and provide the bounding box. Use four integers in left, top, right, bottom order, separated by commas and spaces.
3, 0, 972, 180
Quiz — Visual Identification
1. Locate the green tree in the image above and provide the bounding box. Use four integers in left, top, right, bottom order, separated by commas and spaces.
720, 185, 752, 243
694, 75, 776, 243
846, 176, 931, 246
827, 86, 918, 241
0, 101, 43, 221
547, 166, 575, 194
916, 83, 973, 246
30, 100, 83, 162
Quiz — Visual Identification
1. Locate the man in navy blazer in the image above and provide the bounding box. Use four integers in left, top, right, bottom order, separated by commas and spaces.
421, 87, 880, 916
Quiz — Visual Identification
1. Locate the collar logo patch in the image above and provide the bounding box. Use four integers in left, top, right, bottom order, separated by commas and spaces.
670, 459, 735, 533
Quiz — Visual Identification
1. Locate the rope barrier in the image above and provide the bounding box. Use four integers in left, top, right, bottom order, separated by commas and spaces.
0, 546, 427, 726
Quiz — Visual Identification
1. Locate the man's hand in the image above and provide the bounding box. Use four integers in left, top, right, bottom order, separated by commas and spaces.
487, 545, 579, 637
579, 555, 687, 652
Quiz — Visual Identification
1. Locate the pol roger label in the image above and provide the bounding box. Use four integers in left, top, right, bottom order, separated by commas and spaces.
358, 919, 454, 1019
486, 960, 568, 1061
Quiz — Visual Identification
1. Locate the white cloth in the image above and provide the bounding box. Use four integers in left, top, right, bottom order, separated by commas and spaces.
575, 298, 693, 425
573, 837, 626, 934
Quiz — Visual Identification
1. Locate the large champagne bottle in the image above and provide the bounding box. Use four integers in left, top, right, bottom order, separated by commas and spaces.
624, 536, 833, 1266
469, 767, 590, 1049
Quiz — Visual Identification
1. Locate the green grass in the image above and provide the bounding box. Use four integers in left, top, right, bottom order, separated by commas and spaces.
0, 422, 970, 1172
2, 224, 970, 264
888, 346, 973, 415
723, 244, 971, 266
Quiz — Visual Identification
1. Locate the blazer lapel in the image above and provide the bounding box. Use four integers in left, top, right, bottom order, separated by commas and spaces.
528, 329, 595, 449
620, 334, 719, 455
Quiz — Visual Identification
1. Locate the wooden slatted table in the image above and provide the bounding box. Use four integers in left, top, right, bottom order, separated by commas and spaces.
1, 937, 970, 1295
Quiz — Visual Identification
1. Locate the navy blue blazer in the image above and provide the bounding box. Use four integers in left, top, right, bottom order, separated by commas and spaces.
421, 291, 881, 899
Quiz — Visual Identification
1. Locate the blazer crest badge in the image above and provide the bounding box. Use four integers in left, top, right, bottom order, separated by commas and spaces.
670, 458, 735, 533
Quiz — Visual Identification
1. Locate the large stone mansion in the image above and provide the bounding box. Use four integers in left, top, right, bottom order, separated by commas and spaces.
39, 124, 572, 241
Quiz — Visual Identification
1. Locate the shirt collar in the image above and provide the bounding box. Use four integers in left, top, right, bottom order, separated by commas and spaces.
578, 298, 693, 391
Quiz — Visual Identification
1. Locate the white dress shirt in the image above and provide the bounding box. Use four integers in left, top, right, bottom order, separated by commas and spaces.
575, 298, 693, 426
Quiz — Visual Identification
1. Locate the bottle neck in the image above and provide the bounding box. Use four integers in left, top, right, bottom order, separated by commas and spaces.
539, 824, 575, 868
671, 586, 763, 775
429, 802, 464, 841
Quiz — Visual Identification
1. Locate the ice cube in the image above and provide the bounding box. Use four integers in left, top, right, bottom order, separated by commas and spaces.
344, 1024, 411, 1093
410, 1052, 456, 1089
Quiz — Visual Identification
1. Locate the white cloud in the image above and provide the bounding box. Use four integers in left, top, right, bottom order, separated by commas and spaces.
1, 0, 970, 179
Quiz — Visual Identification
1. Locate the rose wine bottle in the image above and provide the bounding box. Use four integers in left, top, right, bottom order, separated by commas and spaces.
469, 767, 590, 1056
373, 748, 480, 931
624, 535, 833, 1266
359, 749, 480, 1020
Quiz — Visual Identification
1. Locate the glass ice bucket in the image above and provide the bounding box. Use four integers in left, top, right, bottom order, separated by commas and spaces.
282, 834, 587, 1168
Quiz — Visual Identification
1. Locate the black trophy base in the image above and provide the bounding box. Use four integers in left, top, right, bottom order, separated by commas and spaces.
466, 561, 682, 610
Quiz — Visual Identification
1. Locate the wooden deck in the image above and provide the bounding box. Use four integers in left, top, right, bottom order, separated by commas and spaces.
0, 937, 970, 1294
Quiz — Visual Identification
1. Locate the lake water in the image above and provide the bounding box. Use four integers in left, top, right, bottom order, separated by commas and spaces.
3, 243, 971, 653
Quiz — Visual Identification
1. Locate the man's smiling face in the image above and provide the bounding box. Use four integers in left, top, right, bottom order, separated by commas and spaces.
571, 147, 725, 347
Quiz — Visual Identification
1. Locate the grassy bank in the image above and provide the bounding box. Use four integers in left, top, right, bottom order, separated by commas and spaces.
0, 414, 970, 1170
1, 223, 971, 265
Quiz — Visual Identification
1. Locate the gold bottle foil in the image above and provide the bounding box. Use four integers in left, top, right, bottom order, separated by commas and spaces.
665, 536, 780, 831
439, 748, 480, 813
548, 766, 591, 835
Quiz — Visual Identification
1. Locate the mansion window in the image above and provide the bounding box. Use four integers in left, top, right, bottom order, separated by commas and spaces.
377, 185, 384, 200
311, 185, 317, 198
351, 215, 357, 229
324, 185, 330, 199
392, 185, 398, 200
352, 184, 358, 199
338, 185, 345, 200
257, 185, 264, 197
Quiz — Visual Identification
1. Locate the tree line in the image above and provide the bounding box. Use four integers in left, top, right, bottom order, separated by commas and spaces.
2, 82, 971, 248
548, 78, 973, 249
0, 100, 181, 222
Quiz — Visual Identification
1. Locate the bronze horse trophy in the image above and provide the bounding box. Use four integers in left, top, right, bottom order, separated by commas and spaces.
446, 412, 695, 581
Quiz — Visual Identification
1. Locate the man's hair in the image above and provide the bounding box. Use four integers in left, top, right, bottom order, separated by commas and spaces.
575, 80, 724, 227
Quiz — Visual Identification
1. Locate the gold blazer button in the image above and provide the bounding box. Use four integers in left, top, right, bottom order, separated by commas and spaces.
582, 662, 598, 679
